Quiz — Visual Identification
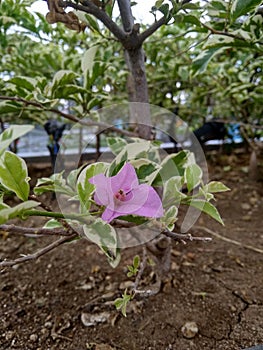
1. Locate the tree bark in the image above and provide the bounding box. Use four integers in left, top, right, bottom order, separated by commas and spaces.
117, 0, 152, 139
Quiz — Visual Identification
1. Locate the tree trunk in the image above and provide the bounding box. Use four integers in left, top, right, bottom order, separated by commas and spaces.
117, 0, 152, 139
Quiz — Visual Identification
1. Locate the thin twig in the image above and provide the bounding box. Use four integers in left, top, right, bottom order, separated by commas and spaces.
0, 234, 78, 268
0, 96, 137, 137
133, 246, 147, 292
162, 229, 212, 243
0, 224, 71, 237
195, 226, 263, 254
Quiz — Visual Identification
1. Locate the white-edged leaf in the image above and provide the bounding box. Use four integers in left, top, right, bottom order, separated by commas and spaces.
43, 219, 63, 229
83, 218, 120, 267
130, 158, 161, 183
161, 205, 178, 230
204, 181, 230, 193
0, 151, 30, 201
9, 76, 37, 92
231, 0, 262, 21
192, 47, 224, 75
162, 176, 185, 207
107, 137, 128, 155
185, 163, 203, 192
0, 200, 40, 224
0, 124, 34, 155
188, 199, 224, 225
77, 162, 108, 212
81, 46, 98, 73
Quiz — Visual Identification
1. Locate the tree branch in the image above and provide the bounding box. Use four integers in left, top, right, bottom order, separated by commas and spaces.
0, 96, 137, 137
200, 21, 248, 42
138, 16, 168, 44
0, 224, 72, 237
117, 0, 134, 32
59, 0, 126, 41
161, 229, 212, 243
0, 234, 78, 268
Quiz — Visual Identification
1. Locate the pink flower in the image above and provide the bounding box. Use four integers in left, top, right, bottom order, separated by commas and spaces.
89, 162, 163, 223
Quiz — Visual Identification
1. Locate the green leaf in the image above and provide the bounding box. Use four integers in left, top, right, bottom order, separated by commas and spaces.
83, 218, 120, 267
0, 151, 30, 201
50, 70, 78, 97
162, 176, 185, 207
114, 290, 132, 317
133, 255, 140, 269
185, 163, 203, 192
34, 173, 75, 196
161, 205, 178, 230
192, 47, 224, 75
77, 162, 108, 212
81, 46, 98, 74
187, 199, 224, 225
84, 14, 101, 33
203, 181, 230, 193
0, 124, 34, 156
43, 219, 63, 229
155, 0, 164, 8
0, 194, 9, 210
0, 101, 21, 115
158, 3, 170, 18
107, 137, 128, 156
182, 14, 201, 26
152, 150, 190, 186
9, 76, 37, 92
131, 158, 160, 183
0, 200, 40, 224
231, 0, 262, 21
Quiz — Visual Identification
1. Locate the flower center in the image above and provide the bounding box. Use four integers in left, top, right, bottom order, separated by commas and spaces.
114, 189, 126, 201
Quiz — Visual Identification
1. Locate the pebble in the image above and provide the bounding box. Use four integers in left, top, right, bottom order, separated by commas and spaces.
29, 334, 38, 342
249, 197, 258, 206
81, 312, 111, 327
5, 330, 15, 341
181, 321, 198, 338
242, 215, 252, 221
241, 203, 251, 211
44, 321, 52, 329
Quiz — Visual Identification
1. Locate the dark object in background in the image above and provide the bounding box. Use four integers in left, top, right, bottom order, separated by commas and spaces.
44, 120, 66, 172
193, 121, 227, 145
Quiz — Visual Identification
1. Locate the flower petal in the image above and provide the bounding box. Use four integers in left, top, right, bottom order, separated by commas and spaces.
109, 163, 139, 193
130, 185, 163, 218
89, 173, 112, 206
104, 185, 163, 220
101, 207, 120, 223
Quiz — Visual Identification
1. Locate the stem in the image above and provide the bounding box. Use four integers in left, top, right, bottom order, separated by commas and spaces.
0, 224, 72, 237
0, 234, 78, 267
24, 209, 93, 224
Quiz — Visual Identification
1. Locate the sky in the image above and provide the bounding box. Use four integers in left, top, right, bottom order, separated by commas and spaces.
30, 0, 158, 24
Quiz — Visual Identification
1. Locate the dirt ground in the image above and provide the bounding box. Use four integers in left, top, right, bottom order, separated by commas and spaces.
0, 150, 263, 350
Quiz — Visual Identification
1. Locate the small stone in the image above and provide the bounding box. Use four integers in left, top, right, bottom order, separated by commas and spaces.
81, 312, 110, 327
242, 215, 252, 221
181, 321, 198, 339
119, 280, 133, 289
5, 330, 15, 341
35, 297, 46, 308
241, 203, 251, 211
44, 321, 52, 329
249, 197, 258, 206
29, 334, 38, 342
